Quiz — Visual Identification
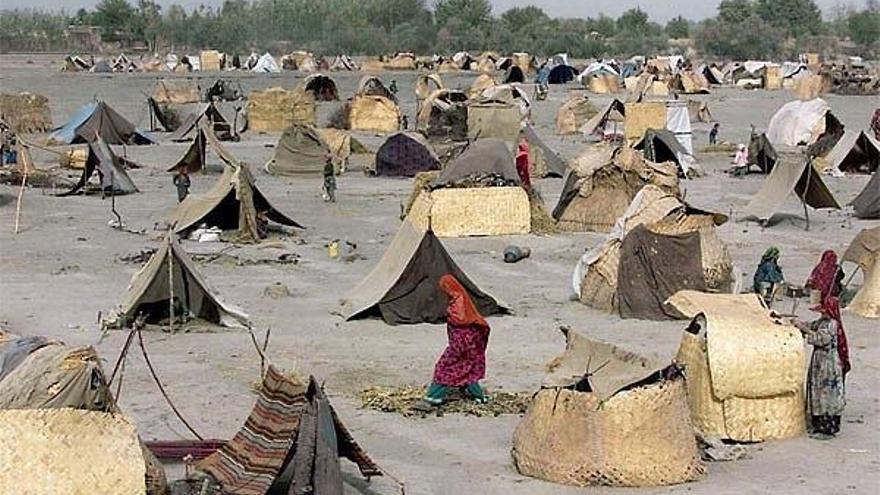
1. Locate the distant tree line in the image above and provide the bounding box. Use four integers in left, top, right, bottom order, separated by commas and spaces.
0, 0, 878, 59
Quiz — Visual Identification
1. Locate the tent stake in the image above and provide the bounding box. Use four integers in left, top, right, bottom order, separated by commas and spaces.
13, 166, 27, 234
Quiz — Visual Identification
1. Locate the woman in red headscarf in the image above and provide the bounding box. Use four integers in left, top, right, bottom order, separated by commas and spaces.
422, 274, 491, 406
806, 250, 844, 303
515, 132, 531, 191
794, 296, 851, 439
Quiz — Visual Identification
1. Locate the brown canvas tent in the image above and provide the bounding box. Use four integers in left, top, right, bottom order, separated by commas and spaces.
112, 235, 249, 329
743, 155, 840, 224
342, 219, 508, 324
193, 366, 381, 494
842, 227, 880, 318
416, 89, 469, 141
747, 132, 779, 174
357, 75, 396, 101
432, 139, 521, 187
512, 328, 704, 487
467, 98, 522, 142
49, 101, 154, 145
556, 95, 599, 135
298, 73, 339, 101
373, 132, 440, 177
823, 129, 880, 174
167, 164, 303, 242
167, 121, 240, 174
851, 169, 880, 219
266, 124, 332, 175
166, 102, 235, 142
634, 128, 693, 174
58, 136, 139, 196
580, 98, 625, 137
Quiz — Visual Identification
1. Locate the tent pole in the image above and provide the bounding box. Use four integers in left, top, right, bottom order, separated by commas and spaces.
13, 165, 27, 234
802, 157, 812, 231
168, 235, 175, 334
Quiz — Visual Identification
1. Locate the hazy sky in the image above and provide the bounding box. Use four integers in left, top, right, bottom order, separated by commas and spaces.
3, 0, 867, 22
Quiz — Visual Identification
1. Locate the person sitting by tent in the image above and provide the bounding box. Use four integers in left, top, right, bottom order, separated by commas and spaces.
421, 275, 491, 407
256, 210, 269, 239
709, 123, 720, 145
322, 154, 336, 203
793, 296, 850, 439
515, 132, 532, 191
389, 79, 399, 96
173, 169, 190, 203
733, 143, 748, 167
753, 247, 784, 306
806, 250, 844, 303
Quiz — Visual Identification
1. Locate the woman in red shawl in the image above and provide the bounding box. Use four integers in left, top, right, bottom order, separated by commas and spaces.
422, 274, 491, 406
794, 296, 851, 439
515, 133, 531, 191
806, 250, 844, 302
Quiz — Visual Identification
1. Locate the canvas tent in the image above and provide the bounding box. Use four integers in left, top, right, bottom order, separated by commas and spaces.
467, 96, 523, 142
266, 124, 333, 175
49, 101, 153, 145
416, 89, 469, 141
842, 227, 880, 318
767, 98, 844, 151
298, 73, 339, 101
822, 130, 880, 174
670, 72, 710, 94
415, 73, 444, 100
58, 137, 139, 196
512, 328, 704, 487
168, 120, 240, 174
743, 155, 840, 223
357, 76, 396, 101
634, 128, 696, 176
556, 95, 599, 135
329, 54, 358, 71
167, 164, 303, 242
851, 169, 880, 219
502, 65, 525, 84
553, 146, 679, 233
373, 132, 440, 177
523, 123, 567, 177
166, 102, 235, 142
581, 98, 625, 138
747, 132, 779, 174
669, 290, 807, 442
547, 64, 578, 84
342, 219, 508, 324
251, 52, 280, 73
112, 235, 249, 329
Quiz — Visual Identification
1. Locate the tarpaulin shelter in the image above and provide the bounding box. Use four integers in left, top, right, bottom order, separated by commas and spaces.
743, 155, 840, 224
348, 95, 401, 134
357, 75, 396, 102
747, 132, 779, 173
581, 98, 625, 137
49, 101, 154, 145
166, 102, 235, 142
556, 95, 599, 135
767, 98, 844, 154
415, 73, 444, 100
167, 164, 303, 242
167, 121, 240, 174
266, 124, 333, 175
373, 132, 440, 177
523, 123, 566, 177
58, 137, 139, 196
193, 367, 381, 494
61, 55, 91, 72
467, 97, 523, 142
329, 54, 358, 71
851, 169, 880, 219
342, 219, 508, 324
0, 93, 52, 134
577, 61, 619, 82
251, 52, 280, 73
431, 139, 521, 187
699, 64, 724, 85
842, 227, 880, 318
553, 146, 679, 233
502, 65, 525, 84
573, 186, 732, 310
669, 290, 807, 442
512, 328, 704, 487
634, 128, 695, 176
822, 129, 880, 174
113, 235, 249, 329
416, 89, 468, 141
298, 73, 339, 101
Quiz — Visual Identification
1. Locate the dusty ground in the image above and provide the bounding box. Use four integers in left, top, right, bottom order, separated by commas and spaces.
1, 54, 878, 494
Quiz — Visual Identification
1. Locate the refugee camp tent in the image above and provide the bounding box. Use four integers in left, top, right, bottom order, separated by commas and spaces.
851, 169, 880, 219
547, 64, 578, 84
246, 87, 316, 132
385, 52, 416, 70
348, 95, 401, 133
468, 73, 496, 98
634, 128, 696, 176
670, 72, 710, 94
298, 73, 339, 101
265, 124, 333, 175
553, 146, 679, 233
743, 155, 840, 224
416, 89, 468, 141
669, 290, 807, 442
329, 54, 358, 71
281, 51, 317, 71
767, 98, 844, 155
523, 123, 567, 177
467, 95, 523, 142
342, 219, 508, 324
415, 73, 443, 100
625, 100, 694, 158
512, 328, 704, 487
110, 234, 249, 329
357, 76, 396, 101
61, 55, 91, 72
842, 227, 880, 318
49, 101, 154, 145
581, 98, 625, 138
822, 129, 880, 174
90, 59, 112, 73
167, 119, 242, 175
205, 79, 244, 102
556, 95, 599, 135
747, 132, 779, 173
58, 137, 139, 196
576, 61, 619, 83
192, 366, 381, 494
573, 186, 732, 311
166, 102, 235, 142
373, 132, 440, 177
251, 52, 280, 73
167, 164, 303, 242
475, 52, 498, 73
151, 80, 201, 105
699, 64, 724, 85
502, 65, 525, 84
0, 93, 52, 134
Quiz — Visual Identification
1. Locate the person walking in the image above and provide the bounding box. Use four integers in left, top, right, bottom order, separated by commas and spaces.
172, 169, 191, 202
322, 154, 336, 203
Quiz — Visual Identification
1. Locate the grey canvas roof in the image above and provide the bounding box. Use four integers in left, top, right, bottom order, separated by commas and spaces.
524, 123, 566, 177
744, 156, 840, 222
166, 102, 230, 142
431, 139, 520, 187
168, 121, 240, 174
851, 170, 880, 219
824, 130, 880, 174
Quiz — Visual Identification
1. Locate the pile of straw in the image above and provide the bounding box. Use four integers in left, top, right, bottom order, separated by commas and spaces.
0, 93, 52, 134
360, 385, 531, 418
246, 87, 315, 132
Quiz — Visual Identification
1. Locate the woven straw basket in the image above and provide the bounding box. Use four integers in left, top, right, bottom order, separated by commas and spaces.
410, 187, 530, 237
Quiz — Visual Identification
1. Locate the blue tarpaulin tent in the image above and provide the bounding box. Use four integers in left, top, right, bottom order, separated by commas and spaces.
49, 101, 154, 145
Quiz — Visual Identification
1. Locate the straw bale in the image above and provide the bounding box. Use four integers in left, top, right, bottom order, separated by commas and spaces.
625, 102, 666, 141
587, 75, 619, 94
764, 65, 782, 90
0, 409, 146, 495
59, 147, 88, 169
422, 187, 530, 237
650, 81, 669, 96
847, 253, 880, 318
793, 75, 825, 101
247, 87, 316, 132
0, 93, 52, 134
349, 95, 400, 134
556, 96, 599, 135
152, 80, 200, 104
199, 50, 222, 71
512, 379, 704, 487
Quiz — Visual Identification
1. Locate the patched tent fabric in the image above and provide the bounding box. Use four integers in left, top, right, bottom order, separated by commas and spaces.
767, 98, 842, 148
432, 139, 520, 187
342, 220, 508, 324
851, 169, 880, 219
634, 128, 695, 175
58, 137, 139, 196
512, 328, 704, 487
843, 227, 880, 318
617, 225, 707, 320
581, 98, 625, 137
823, 130, 880, 174
49, 101, 153, 145
556, 95, 599, 135
416, 89, 469, 141
168, 121, 240, 174
744, 155, 840, 223
374, 132, 440, 177
668, 290, 807, 442
298, 73, 339, 101
266, 124, 332, 175
166, 102, 234, 142
195, 366, 381, 495
467, 99, 522, 142
167, 164, 303, 242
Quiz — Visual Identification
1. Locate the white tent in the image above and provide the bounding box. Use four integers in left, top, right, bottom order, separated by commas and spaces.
252, 52, 280, 73
767, 98, 831, 147
666, 100, 694, 155
576, 61, 618, 83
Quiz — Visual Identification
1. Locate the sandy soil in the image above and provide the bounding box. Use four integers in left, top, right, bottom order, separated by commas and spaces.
1, 54, 878, 494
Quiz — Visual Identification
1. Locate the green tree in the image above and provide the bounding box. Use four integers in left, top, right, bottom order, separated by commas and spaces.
501, 6, 549, 32
617, 7, 649, 32
93, 0, 136, 41
434, 0, 492, 30
665, 15, 690, 38
718, 0, 754, 24
848, 9, 880, 46
755, 0, 822, 38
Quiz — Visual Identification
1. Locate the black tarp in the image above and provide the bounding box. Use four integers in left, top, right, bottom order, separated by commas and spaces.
374, 133, 440, 177
635, 128, 688, 167
548, 64, 578, 84
503, 66, 525, 83
852, 169, 880, 219
304, 75, 339, 101
617, 225, 707, 320
431, 139, 520, 187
